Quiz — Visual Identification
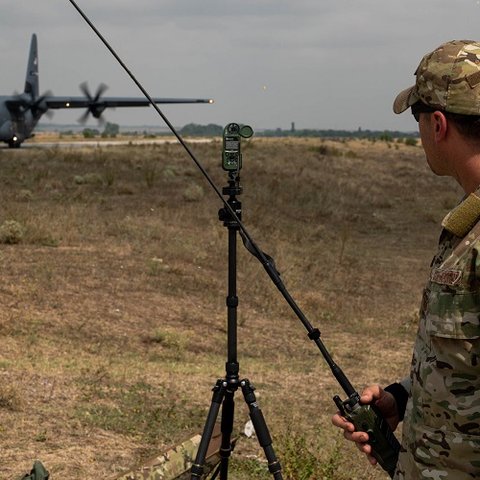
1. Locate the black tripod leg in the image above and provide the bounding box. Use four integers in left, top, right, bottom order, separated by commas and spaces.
219, 388, 235, 480
241, 379, 283, 480
191, 380, 226, 480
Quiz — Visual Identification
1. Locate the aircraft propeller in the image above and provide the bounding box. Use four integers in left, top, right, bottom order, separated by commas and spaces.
9, 91, 53, 118
78, 81, 108, 124
31, 92, 53, 117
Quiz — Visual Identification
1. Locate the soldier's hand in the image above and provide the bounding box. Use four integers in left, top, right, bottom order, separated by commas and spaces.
331, 384, 400, 466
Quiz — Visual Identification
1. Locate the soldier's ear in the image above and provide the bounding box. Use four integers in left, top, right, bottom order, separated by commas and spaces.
432, 111, 448, 143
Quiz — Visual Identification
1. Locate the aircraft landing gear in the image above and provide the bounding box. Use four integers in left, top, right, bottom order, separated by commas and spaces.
8, 139, 22, 148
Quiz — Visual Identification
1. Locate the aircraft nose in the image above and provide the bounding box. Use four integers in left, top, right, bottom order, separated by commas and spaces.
0, 120, 13, 137
0, 121, 23, 144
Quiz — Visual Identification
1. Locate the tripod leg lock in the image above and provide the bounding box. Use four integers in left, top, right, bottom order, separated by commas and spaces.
190, 464, 204, 479
226, 295, 239, 308
268, 459, 282, 476
307, 328, 321, 340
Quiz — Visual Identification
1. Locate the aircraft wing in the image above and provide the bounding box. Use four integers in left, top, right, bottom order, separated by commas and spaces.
43, 96, 213, 109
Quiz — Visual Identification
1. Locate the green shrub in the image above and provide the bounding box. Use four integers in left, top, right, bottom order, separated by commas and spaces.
0, 220, 25, 244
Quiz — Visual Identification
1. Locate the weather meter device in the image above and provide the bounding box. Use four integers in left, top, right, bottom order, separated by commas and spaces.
222, 123, 254, 171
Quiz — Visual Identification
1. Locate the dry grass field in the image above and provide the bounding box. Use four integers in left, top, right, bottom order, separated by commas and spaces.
0, 136, 462, 479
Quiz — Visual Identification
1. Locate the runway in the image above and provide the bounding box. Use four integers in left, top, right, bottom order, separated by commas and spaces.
0, 137, 214, 149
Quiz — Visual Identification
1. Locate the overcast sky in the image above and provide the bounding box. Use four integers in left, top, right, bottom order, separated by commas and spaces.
2, 1, 480, 132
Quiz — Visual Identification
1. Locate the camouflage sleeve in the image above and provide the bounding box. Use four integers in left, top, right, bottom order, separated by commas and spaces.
399, 377, 411, 394
394, 219, 480, 478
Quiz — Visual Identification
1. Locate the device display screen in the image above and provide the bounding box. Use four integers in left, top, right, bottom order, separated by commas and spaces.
225, 139, 240, 151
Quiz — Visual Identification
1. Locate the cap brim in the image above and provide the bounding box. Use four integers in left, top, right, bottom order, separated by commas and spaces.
393, 85, 419, 114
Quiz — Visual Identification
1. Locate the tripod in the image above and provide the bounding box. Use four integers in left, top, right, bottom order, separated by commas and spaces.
190, 172, 283, 480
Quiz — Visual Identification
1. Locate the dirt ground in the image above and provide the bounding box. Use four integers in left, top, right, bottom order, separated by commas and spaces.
0, 136, 462, 479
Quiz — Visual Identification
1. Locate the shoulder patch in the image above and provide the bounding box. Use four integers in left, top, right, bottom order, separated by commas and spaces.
430, 268, 462, 286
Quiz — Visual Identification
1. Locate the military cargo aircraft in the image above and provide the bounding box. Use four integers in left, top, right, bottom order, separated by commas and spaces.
0, 34, 213, 147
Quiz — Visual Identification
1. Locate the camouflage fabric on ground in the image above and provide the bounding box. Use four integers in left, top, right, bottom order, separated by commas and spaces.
394, 217, 480, 479
17, 461, 49, 480
116, 424, 226, 480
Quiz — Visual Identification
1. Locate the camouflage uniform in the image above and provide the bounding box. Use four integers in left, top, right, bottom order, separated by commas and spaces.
391, 39, 480, 478
394, 206, 480, 479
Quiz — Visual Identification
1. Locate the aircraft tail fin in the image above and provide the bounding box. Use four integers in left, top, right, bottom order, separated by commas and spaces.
24, 34, 39, 98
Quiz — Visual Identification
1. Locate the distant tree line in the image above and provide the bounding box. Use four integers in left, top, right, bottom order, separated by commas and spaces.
82, 122, 120, 139
179, 123, 224, 136
75, 122, 419, 143
179, 123, 418, 140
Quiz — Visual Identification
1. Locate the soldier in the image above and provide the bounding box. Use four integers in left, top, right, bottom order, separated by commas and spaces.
332, 40, 480, 478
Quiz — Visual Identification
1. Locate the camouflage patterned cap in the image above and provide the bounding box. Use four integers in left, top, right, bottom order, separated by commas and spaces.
393, 40, 480, 115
